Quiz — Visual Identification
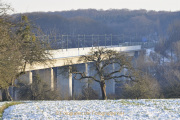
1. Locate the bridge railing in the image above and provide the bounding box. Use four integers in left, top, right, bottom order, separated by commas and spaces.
38, 34, 156, 49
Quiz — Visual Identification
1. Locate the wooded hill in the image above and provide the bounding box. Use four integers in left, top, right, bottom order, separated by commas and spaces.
13, 9, 180, 40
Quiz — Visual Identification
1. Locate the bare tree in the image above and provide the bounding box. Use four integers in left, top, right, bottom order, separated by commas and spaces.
0, 0, 12, 16
0, 2, 50, 101
123, 51, 161, 99
73, 47, 137, 100
15, 15, 50, 75
155, 20, 180, 61
0, 3, 21, 100
153, 20, 180, 98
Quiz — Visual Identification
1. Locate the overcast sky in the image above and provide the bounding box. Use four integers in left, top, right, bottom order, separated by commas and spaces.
4, 0, 180, 13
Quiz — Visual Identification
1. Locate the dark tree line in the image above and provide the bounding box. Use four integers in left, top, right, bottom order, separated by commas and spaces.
148, 21, 180, 98
13, 9, 180, 37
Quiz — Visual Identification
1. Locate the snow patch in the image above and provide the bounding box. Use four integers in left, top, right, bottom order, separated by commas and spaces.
2, 99, 180, 120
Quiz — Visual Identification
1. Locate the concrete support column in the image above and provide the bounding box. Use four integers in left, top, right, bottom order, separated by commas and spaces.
112, 63, 115, 94
14, 88, 18, 101
68, 66, 72, 97
106, 63, 116, 95
85, 63, 89, 88
134, 51, 139, 58
100, 62, 103, 97
0, 90, 2, 101
123, 66, 127, 80
29, 71, 33, 84
51, 68, 54, 91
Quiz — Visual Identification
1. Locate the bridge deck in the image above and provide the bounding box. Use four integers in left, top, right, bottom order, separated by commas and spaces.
25, 45, 141, 71
49, 45, 141, 59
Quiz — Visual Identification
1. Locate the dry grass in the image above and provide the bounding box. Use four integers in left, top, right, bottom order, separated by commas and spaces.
0, 102, 22, 118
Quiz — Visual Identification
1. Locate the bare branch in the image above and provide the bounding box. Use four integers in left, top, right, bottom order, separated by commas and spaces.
106, 75, 138, 82
73, 71, 100, 83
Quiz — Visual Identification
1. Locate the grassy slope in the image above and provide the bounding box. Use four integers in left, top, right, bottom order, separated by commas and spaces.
0, 102, 22, 119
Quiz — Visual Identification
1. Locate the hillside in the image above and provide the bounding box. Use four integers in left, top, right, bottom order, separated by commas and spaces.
12, 9, 180, 49
14, 9, 180, 36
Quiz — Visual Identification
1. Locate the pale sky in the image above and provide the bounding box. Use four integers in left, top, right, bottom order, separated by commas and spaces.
4, 0, 180, 14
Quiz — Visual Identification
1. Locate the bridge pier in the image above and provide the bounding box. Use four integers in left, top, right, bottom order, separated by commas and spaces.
50, 68, 54, 91
112, 63, 115, 94
57, 66, 73, 99
134, 51, 139, 58
106, 63, 115, 95
68, 66, 72, 97
28, 71, 33, 84
85, 63, 89, 88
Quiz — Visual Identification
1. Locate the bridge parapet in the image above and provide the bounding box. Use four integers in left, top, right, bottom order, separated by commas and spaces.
49, 45, 141, 59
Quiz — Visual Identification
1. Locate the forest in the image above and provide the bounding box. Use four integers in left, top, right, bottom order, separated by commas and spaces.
13, 9, 180, 37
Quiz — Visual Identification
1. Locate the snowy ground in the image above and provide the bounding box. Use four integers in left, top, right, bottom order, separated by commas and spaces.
0, 102, 10, 107
2, 99, 180, 120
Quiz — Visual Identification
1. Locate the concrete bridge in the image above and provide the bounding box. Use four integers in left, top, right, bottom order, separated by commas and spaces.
17, 45, 141, 100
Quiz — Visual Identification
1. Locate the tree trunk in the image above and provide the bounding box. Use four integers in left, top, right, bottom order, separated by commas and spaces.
0, 90, 2, 101
6, 88, 13, 101
2, 88, 13, 101
100, 81, 107, 100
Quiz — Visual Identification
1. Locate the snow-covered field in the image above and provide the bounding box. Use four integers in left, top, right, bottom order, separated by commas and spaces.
0, 102, 10, 107
3, 99, 180, 120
